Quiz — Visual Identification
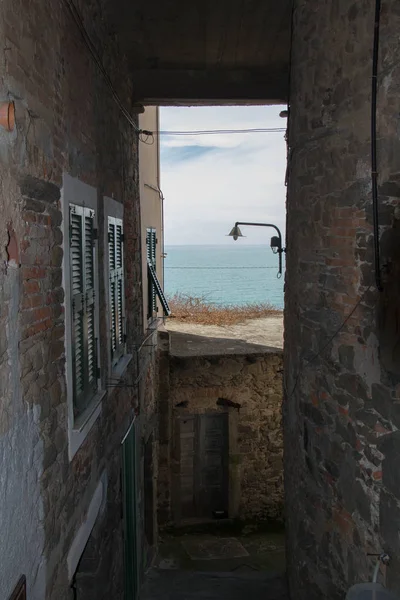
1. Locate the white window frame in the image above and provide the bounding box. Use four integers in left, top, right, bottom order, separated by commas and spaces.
62, 174, 104, 461
104, 196, 132, 379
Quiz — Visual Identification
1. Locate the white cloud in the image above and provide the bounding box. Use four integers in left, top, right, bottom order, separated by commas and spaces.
160, 105, 287, 246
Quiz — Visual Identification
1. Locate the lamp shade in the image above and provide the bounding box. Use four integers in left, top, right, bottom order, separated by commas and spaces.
227, 225, 244, 241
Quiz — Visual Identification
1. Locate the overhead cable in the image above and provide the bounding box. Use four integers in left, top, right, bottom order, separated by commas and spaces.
142, 127, 286, 137
165, 266, 280, 270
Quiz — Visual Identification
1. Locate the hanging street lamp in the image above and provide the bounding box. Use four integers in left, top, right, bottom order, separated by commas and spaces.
227, 221, 285, 277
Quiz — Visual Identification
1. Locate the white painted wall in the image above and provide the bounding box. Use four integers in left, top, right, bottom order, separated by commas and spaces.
139, 107, 164, 329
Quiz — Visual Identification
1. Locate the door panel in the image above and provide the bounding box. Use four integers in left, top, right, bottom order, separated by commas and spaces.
179, 416, 197, 518
199, 413, 229, 518
179, 413, 228, 520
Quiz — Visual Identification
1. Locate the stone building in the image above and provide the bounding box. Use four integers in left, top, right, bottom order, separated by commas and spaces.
0, 3, 164, 598
139, 106, 165, 330
157, 330, 284, 528
1, 0, 400, 599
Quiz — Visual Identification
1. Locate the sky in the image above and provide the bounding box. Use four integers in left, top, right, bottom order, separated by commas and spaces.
160, 105, 287, 246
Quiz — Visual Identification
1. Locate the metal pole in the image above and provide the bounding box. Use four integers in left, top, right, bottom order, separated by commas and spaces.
234, 221, 284, 276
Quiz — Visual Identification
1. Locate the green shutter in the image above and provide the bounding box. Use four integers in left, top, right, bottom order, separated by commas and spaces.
109, 216, 125, 366
84, 212, 97, 391
146, 228, 157, 317
70, 204, 98, 417
148, 261, 171, 317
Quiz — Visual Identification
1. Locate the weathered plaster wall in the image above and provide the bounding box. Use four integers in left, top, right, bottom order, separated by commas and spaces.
0, 1, 156, 598
158, 332, 284, 526
285, 1, 400, 598
0, 267, 46, 599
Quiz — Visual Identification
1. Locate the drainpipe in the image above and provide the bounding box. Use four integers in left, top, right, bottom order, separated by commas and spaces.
371, 0, 382, 291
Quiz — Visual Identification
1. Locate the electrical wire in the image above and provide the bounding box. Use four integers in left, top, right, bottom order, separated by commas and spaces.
143, 127, 286, 136
166, 266, 279, 269
285, 286, 372, 400
139, 132, 155, 145
62, 0, 141, 133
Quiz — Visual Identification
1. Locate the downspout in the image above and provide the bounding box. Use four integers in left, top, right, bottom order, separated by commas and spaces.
371, 0, 383, 291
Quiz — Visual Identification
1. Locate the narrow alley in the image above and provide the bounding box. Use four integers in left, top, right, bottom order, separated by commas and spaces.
1, 0, 400, 599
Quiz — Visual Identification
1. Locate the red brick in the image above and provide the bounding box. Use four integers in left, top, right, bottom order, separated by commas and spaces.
22, 266, 46, 280
23, 212, 37, 224
333, 507, 354, 537
24, 320, 49, 339
21, 294, 44, 310
23, 280, 40, 294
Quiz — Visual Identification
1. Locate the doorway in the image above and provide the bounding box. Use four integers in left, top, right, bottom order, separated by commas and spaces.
179, 413, 229, 521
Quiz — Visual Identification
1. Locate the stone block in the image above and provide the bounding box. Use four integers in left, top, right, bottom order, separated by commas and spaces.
19, 175, 60, 204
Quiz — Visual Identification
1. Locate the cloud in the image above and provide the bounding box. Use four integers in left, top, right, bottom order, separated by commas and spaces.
160, 105, 287, 246
161, 144, 218, 164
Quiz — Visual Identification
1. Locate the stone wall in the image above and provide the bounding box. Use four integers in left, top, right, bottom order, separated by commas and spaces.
158, 331, 284, 526
285, 1, 400, 598
0, 1, 157, 599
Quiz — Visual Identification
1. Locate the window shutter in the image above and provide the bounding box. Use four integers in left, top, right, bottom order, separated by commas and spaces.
70, 205, 98, 416
116, 223, 124, 349
84, 211, 97, 392
109, 216, 125, 366
146, 228, 157, 317
70, 207, 84, 403
109, 220, 117, 357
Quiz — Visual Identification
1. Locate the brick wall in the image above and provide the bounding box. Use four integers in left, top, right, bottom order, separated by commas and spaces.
0, 1, 156, 599
285, 1, 400, 598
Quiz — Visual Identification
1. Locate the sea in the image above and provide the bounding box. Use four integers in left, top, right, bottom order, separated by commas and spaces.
164, 245, 285, 310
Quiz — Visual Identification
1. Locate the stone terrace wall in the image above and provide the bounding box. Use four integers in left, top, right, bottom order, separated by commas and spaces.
159, 336, 284, 526
285, 1, 400, 598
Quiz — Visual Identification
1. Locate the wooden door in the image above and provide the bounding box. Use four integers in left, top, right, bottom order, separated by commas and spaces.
179, 416, 197, 519
198, 413, 229, 518
179, 413, 229, 520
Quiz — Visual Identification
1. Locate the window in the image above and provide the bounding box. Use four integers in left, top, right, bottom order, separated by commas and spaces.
69, 204, 99, 417
146, 228, 157, 318
108, 216, 125, 366
64, 175, 103, 460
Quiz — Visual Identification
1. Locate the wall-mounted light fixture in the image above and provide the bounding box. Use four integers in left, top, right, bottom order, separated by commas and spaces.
0, 101, 15, 132
227, 221, 285, 277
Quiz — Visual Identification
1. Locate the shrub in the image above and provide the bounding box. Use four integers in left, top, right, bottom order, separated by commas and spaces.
167, 293, 281, 326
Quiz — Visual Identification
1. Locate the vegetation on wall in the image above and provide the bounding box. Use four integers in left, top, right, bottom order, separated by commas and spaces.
168, 293, 281, 326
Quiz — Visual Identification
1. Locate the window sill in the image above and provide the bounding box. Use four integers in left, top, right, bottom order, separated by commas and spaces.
69, 390, 106, 461
112, 354, 133, 380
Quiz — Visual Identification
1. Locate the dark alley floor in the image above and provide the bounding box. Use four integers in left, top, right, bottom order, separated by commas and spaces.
140, 529, 288, 600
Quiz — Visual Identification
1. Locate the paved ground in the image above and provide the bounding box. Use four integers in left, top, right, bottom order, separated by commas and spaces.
140, 569, 288, 600
167, 315, 284, 356
140, 530, 288, 600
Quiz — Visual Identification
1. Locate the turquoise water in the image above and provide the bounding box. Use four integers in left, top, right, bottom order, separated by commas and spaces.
164, 245, 285, 309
